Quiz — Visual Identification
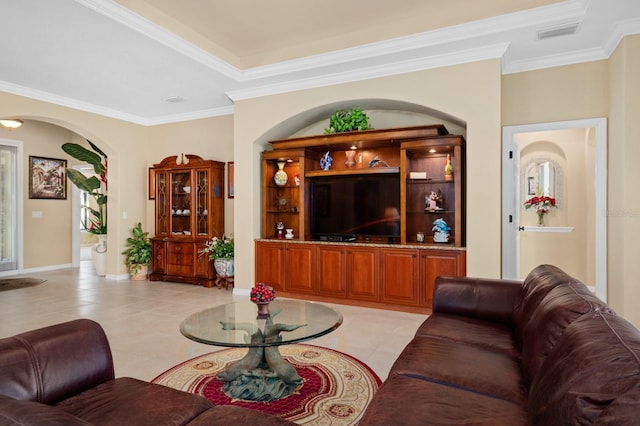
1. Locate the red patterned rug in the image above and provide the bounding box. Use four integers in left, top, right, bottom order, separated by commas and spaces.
152, 344, 381, 425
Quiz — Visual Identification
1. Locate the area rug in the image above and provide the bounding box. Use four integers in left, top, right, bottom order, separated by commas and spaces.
152, 344, 381, 425
0, 278, 45, 292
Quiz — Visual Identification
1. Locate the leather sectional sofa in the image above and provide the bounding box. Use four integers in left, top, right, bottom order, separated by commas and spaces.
360, 264, 640, 425
0, 318, 291, 425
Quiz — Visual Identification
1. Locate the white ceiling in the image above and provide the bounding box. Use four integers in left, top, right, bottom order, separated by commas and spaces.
0, 0, 639, 125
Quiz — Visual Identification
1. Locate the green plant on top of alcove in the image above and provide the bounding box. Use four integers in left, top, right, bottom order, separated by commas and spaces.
324, 108, 371, 134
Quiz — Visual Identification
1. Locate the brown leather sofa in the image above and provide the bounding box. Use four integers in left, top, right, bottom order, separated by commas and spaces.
0, 318, 291, 425
359, 264, 640, 425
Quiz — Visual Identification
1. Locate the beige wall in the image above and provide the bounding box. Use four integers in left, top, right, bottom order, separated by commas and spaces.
145, 115, 235, 236
503, 35, 640, 326
0, 92, 149, 276
233, 59, 503, 292
0, 121, 74, 269
608, 35, 640, 325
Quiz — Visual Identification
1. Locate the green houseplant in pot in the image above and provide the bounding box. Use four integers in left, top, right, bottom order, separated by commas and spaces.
121, 222, 152, 280
201, 235, 234, 279
324, 108, 371, 134
62, 140, 108, 275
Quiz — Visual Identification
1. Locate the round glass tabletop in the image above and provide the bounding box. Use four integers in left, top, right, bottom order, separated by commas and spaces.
180, 299, 343, 347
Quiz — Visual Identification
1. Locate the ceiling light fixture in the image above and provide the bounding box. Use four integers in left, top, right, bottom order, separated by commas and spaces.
0, 119, 24, 129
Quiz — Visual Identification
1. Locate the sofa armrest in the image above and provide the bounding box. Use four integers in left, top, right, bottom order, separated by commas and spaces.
0, 319, 115, 405
432, 276, 522, 325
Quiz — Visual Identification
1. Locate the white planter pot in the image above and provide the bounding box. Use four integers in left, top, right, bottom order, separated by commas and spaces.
92, 234, 107, 276
213, 258, 234, 278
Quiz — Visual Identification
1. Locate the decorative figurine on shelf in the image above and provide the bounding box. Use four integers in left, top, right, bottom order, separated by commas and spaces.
250, 283, 276, 319
320, 151, 333, 170
426, 191, 437, 210
432, 218, 451, 243
425, 190, 443, 211
368, 156, 389, 168
276, 222, 284, 239
294, 173, 300, 186
444, 154, 454, 181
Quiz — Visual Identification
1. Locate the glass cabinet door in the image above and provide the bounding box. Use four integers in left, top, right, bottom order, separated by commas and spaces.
156, 171, 169, 236
196, 169, 209, 236
171, 171, 192, 236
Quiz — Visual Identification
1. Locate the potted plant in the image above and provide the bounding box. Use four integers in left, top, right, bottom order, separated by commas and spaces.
121, 222, 152, 280
62, 140, 108, 275
324, 108, 371, 134
201, 235, 234, 278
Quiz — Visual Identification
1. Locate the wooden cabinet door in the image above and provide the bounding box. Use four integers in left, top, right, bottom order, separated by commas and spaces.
194, 242, 213, 278
381, 248, 419, 306
284, 243, 315, 293
151, 239, 166, 275
316, 244, 347, 297
346, 246, 379, 301
419, 250, 466, 307
255, 241, 285, 291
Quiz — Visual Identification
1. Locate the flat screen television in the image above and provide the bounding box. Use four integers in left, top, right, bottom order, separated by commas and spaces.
310, 174, 400, 241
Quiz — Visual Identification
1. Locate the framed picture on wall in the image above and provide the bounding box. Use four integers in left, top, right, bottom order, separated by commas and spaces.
148, 167, 156, 200
227, 162, 234, 198
28, 156, 67, 199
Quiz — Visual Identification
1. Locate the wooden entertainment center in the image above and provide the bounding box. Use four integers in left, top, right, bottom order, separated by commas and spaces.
256, 125, 466, 312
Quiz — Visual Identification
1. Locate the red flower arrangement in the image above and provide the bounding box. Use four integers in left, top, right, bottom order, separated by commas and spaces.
524, 195, 557, 226
524, 195, 557, 214
250, 283, 276, 304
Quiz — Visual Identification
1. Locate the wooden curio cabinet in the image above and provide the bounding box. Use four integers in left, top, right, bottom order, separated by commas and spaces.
150, 155, 225, 287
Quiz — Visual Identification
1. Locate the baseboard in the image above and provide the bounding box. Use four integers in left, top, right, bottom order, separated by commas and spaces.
0, 263, 73, 277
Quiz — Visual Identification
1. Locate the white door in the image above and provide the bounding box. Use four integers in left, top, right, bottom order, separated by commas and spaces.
502, 119, 607, 302
0, 140, 23, 274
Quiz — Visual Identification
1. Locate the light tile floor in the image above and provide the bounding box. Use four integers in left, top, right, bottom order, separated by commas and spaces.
0, 260, 427, 382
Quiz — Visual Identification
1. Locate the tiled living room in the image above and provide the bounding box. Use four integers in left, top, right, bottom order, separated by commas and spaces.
2, 1, 640, 424
0, 261, 425, 383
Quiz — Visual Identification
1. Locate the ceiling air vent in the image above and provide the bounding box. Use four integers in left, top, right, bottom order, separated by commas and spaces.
536, 22, 580, 40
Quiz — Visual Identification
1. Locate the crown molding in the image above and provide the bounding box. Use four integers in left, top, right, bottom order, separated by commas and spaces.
240, 0, 586, 81
143, 106, 234, 126
228, 43, 509, 101
502, 15, 640, 74
0, 80, 232, 126
0, 80, 148, 123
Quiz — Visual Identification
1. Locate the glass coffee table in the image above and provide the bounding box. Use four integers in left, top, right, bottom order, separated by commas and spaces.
180, 299, 343, 401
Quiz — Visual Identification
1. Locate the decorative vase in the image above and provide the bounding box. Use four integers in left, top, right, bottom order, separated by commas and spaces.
444, 154, 454, 181
344, 150, 356, 168
274, 162, 288, 186
256, 302, 270, 319
92, 234, 107, 276
213, 258, 234, 278
537, 212, 545, 226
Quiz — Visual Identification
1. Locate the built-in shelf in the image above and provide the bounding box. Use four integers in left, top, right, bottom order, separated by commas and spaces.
521, 226, 574, 233
305, 166, 399, 178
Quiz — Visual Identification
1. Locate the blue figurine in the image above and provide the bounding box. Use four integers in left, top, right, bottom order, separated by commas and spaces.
432, 218, 451, 243
320, 151, 333, 170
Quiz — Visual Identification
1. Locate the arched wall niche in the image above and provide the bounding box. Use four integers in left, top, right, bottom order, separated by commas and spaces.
253, 98, 467, 152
